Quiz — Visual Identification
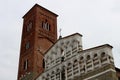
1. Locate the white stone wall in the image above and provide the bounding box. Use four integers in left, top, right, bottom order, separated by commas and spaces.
44, 34, 83, 71
36, 34, 114, 80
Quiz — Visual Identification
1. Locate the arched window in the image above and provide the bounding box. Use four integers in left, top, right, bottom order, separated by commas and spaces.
67, 63, 72, 78
93, 53, 99, 67
80, 56, 84, 61
93, 54, 98, 61
61, 66, 65, 80
79, 56, 84, 64
101, 52, 106, 57
46, 73, 50, 80
67, 63, 72, 71
86, 55, 92, 66
27, 21, 32, 32
101, 52, 108, 64
42, 19, 51, 31
87, 55, 91, 60
68, 63, 71, 66
25, 41, 30, 50
56, 68, 60, 80
56, 68, 60, 72
94, 54, 98, 58
23, 59, 28, 70
73, 59, 78, 67
51, 71, 55, 79
74, 59, 77, 63
52, 71, 55, 74
73, 59, 79, 75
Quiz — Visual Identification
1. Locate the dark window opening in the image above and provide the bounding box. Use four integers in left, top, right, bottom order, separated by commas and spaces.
27, 22, 32, 32
94, 54, 97, 58
41, 20, 51, 31
23, 59, 28, 70
80, 56, 84, 61
43, 59, 45, 68
25, 42, 30, 50
61, 68, 65, 80
61, 56, 64, 62
87, 55, 90, 60
101, 52, 106, 57
74, 59, 77, 63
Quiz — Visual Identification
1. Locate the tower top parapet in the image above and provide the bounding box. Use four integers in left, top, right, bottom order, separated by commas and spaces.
23, 4, 58, 18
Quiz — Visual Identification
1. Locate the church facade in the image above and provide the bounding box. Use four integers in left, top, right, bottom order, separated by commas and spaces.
36, 33, 117, 80
17, 4, 119, 80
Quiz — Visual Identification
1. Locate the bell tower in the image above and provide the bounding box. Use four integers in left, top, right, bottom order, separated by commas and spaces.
17, 4, 58, 80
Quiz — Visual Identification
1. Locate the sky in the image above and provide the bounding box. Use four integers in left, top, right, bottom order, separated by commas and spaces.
0, 0, 120, 80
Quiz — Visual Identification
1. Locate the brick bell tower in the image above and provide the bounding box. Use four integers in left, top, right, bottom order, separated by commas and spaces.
17, 4, 58, 80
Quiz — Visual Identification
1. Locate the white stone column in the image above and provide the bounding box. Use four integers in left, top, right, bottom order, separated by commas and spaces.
71, 61, 74, 79
65, 67, 67, 80
107, 55, 110, 64
60, 72, 61, 80
91, 59, 94, 70
78, 62, 81, 75
84, 60, 87, 73
77, 56, 81, 75
77, 41, 79, 52
98, 56, 102, 67
70, 46, 72, 56
64, 47, 67, 60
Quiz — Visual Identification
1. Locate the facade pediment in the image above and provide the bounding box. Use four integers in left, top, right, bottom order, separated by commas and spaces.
44, 33, 83, 69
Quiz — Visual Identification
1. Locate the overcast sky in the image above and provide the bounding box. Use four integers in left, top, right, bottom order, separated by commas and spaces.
0, 0, 120, 80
